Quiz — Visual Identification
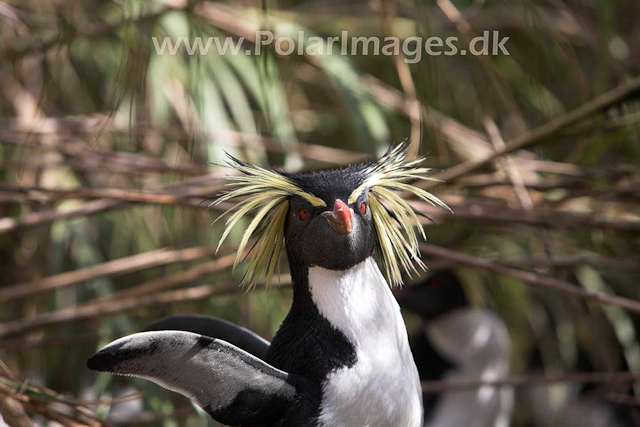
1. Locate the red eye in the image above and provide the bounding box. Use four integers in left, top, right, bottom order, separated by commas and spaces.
359, 202, 367, 214
429, 277, 443, 289
298, 208, 310, 221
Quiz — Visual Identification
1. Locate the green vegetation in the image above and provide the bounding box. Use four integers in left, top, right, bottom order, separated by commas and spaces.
0, 0, 639, 425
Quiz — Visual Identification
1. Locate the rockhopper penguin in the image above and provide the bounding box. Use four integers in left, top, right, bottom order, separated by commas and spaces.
87, 142, 450, 426
395, 270, 513, 427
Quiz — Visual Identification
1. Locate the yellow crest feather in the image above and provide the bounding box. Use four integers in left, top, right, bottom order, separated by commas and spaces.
350, 140, 451, 286
213, 155, 325, 287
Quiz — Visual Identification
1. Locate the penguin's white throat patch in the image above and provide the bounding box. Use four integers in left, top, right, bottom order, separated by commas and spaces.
307, 257, 388, 345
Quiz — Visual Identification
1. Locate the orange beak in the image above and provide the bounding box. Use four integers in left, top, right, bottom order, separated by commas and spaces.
321, 199, 353, 235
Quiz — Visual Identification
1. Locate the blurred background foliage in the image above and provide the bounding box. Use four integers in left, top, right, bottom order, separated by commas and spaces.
0, 0, 639, 425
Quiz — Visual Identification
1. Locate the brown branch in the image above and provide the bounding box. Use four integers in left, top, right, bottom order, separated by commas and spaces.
413, 198, 640, 233
502, 255, 640, 272
550, 177, 640, 203
433, 75, 640, 183
0, 158, 208, 176
0, 280, 291, 340
0, 129, 211, 176
0, 394, 31, 427
484, 118, 534, 210
0, 369, 103, 425
86, 253, 237, 306
0, 175, 225, 234
457, 174, 582, 190
419, 243, 640, 314
217, 130, 368, 165
0, 332, 101, 349
0, 183, 217, 205
421, 371, 640, 393
0, 246, 224, 303
0, 198, 124, 233
19, 401, 99, 426
605, 393, 640, 408
0, 126, 367, 168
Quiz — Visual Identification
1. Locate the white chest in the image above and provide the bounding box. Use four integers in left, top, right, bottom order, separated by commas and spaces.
308, 258, 423, 427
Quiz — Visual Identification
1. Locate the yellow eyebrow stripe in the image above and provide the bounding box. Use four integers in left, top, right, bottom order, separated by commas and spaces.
347, 185, 367, 204
297, 191, 326, 207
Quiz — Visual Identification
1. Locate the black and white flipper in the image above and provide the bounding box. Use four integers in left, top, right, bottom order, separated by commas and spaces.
87, 331, 296, 426
146, 315, 271, 360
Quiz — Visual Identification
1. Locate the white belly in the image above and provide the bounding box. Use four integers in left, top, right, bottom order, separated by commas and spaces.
308, 258, 423, 427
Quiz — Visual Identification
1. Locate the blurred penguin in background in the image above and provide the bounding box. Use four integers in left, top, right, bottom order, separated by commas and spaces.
394, 269, 513, 427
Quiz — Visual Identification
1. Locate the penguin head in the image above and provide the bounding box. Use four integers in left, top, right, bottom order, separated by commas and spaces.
394, 270, 468, 320
213, 141, 450, 287
283, 167, 376, 271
